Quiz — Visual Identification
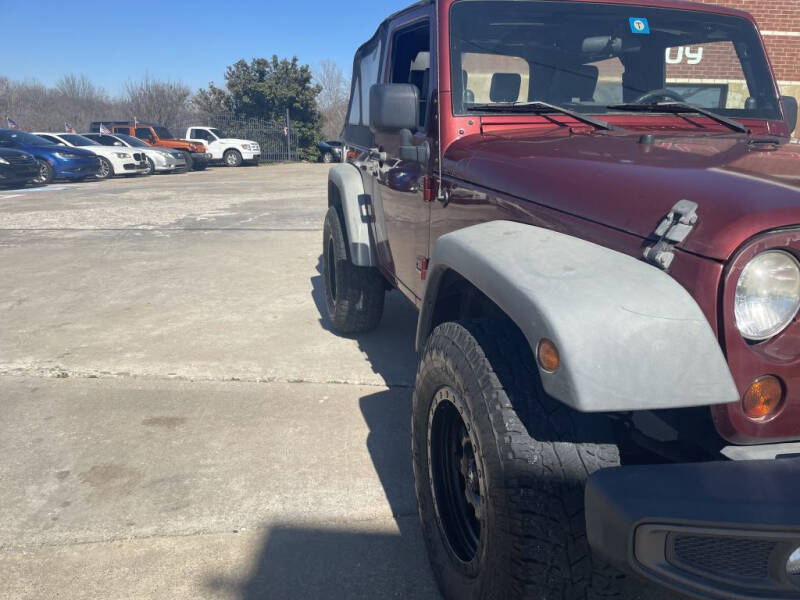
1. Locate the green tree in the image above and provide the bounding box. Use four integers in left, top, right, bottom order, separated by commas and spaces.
196, 56, 322, 161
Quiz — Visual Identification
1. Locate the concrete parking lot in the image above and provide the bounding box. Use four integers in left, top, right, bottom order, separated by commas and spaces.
0, 165, 438, 599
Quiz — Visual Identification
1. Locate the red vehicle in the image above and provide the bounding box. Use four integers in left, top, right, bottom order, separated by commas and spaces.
323, 1, 800, 599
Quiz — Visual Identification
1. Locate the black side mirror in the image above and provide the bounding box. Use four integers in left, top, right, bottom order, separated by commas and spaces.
781, 96, 798, 134
369, 83, 419, 133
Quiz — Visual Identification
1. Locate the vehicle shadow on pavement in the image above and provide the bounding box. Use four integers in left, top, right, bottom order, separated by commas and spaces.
201, 259, 439, 599
203, 388, 441, 599
309, 256, 420, 387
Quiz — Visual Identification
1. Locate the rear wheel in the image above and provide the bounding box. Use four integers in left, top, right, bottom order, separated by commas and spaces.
33, 159, 54, 184
224, 149, 243, 167
413, 320, 624, 600
322, 206, 385, 333
95, 157, 113, 180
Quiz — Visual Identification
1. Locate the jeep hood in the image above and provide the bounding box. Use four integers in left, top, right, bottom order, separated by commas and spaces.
445, 130, 800, 260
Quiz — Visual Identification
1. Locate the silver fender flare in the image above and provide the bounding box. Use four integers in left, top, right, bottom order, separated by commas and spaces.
327, 163, 376, 267
416, 221, 738, 413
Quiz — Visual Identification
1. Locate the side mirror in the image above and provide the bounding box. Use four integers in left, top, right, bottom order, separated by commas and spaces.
369, 83, 419, 133
781, 96, 798, 134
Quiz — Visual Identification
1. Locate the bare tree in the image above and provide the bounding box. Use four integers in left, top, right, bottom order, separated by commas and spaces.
315, 60, 350, 140
123, 74, 192, 132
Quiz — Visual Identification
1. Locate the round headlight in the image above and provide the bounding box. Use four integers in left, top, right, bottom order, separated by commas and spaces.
735, 250, 800, 341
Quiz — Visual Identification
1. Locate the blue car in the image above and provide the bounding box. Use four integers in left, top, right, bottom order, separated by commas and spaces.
0, 128, 101, 184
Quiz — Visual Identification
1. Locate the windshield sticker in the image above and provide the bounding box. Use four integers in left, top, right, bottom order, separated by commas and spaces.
629, 17, 650, 34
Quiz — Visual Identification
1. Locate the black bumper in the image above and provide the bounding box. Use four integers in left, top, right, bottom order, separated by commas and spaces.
586, 458, 800, 599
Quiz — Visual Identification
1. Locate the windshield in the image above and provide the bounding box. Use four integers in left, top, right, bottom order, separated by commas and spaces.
115, 134, 150, 147
449, 1, 780, 120
153, 126, 173, 139
0, 130, 55, 146
61, 134, 99, 146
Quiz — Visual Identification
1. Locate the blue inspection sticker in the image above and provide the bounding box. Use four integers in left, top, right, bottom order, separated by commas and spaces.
629, 17, 650, 34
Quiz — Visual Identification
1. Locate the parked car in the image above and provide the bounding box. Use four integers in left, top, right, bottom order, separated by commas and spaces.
89, 122, 210, 170
0, 129, 100, 184
82, 132, 186, 174
184, 126, 260, 166
317, 140, 343, 163
326, 2, 800, 599
32, 132, 148, 179
0, 148, 39, 188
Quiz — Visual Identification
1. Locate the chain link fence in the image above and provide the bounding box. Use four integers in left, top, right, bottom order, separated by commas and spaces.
172, 114, 300, 162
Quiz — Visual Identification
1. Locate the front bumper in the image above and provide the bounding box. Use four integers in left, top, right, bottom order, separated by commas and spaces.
191, 152, 211, 164
55, 157, 101, 179
122, 159, 149, 173
586, 453, 800, 599
0, 163, 38, 185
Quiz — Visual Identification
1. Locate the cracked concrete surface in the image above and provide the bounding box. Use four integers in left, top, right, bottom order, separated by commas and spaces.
0, 164, 436, 599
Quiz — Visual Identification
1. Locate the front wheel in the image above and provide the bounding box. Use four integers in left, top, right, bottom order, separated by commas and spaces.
224, 149, 243, 167
180, 151, 193, 171
143, 157, 155, 175
33, 159, 54, 184
413, 320, 624, 600
322, 206, 385, 333
96, 156, 113, 180
321, 151, 334, 164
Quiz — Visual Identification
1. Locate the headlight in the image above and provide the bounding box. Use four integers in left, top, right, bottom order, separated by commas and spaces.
735, 250, 800, 341
53, 152, 76, 159
114, 152, 131, 158
0, 157, 8, 165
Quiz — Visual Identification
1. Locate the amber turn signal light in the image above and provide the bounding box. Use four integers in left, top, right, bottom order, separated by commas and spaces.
537, 338, 560, 373
742, 375, 784, 421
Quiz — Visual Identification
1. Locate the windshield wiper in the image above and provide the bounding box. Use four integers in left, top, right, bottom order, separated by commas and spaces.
607, 102, 748, 134
467, 101, 619, 131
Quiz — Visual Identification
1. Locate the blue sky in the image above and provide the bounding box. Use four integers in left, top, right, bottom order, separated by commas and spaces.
0, 0, 410, 94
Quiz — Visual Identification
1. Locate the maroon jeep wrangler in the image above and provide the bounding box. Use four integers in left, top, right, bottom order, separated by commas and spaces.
321, 1, 800, 598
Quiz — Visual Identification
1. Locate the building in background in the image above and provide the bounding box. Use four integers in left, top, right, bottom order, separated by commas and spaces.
701, 0, 799, 132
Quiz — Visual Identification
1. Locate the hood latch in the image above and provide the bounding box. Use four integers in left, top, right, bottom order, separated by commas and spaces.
643, 200, 698, 270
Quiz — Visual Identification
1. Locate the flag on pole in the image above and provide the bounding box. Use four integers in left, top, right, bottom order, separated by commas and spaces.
99, 123, 111, 134
7, 117, 19, 129
134, 116, 139, 128
65, 122, 76, 133
283, 127, 288, 137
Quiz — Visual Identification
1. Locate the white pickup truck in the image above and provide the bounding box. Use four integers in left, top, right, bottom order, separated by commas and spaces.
184, 127, 260, 167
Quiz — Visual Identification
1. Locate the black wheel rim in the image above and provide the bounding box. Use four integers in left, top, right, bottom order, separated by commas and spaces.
429, 387, 483, 564
324, 236, 337, 307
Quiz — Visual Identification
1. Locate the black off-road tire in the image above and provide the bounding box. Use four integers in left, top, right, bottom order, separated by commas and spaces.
224, 148, 243, 167
412, 320, 624, 600
180, 151, 193, 171
192, 158, 207, 171
322, 206, 385, 333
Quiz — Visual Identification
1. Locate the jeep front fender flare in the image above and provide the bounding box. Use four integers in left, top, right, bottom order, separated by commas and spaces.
416, 221, 738, 412
328, 163, 376, 267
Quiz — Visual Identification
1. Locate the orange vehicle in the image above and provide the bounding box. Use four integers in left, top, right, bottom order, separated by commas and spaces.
89, 121, 211, 170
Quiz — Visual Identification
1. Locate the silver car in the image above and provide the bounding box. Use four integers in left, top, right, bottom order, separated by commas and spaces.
82, 132, 187, 174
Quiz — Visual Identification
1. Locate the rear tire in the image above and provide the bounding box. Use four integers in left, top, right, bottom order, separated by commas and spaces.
413, 320, 624, 600
33, 159, 54, 184
96, 157, 113, 180
224, 149, 243, 167
322, 206, 385, 333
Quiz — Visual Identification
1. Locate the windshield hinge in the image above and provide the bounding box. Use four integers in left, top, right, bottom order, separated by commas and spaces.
643, 200, 698, 270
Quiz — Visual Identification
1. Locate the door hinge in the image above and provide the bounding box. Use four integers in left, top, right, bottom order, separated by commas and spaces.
416, 255, 429, 280
643, 200, 698, 270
